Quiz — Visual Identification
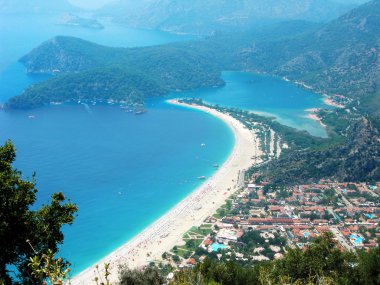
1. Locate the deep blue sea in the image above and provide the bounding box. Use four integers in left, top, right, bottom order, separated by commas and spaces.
0, 14, 328, 275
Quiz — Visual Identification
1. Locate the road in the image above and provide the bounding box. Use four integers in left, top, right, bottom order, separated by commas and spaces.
330, 226, 353, 250
362, 183, 379, 198
332, 185, 354, 207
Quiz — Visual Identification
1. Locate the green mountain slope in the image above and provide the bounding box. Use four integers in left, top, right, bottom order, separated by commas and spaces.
238, 0, 380, 99
262, 116, 380, 184
9, 36, 225, 109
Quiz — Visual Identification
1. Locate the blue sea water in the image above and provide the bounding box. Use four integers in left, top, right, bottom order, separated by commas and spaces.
0, 102, 234, 273
172, 71, 329, 137
0, 13, 330, 276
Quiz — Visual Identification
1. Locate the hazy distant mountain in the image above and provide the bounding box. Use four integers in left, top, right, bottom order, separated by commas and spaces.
240, 0, 380, 100
98, 0, 363, 34
0, 0, 79, 14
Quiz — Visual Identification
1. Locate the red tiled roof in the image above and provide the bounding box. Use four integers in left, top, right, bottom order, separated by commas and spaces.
187, 258, 197, 265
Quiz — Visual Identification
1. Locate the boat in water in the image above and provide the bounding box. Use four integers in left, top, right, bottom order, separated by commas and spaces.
134, 109, 147, 115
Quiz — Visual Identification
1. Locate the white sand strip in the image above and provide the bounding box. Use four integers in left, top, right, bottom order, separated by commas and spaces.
69, 99, 262, 284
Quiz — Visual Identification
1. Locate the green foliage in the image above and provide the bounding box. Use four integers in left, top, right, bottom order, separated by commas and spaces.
7, 66, 167, 109
0, 140, 77, 284
172, 255, 180, 264
359, 92, 380, 128
356, 240, 380, 285
118, 266, 164, 285
28, 249, 69, 285
172, 257, 260, 285
168, 233, 380, 285
262, 117, 380, 184
263, 233, 356, 284
8, 36, 225, 109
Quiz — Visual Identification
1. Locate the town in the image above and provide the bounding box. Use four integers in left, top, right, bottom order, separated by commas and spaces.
163, 179, 380, 268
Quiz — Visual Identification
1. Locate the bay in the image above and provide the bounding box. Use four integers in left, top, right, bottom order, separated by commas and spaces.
0, 102, 233, 273
1, 13, 328, 276
0, 14, 230, 275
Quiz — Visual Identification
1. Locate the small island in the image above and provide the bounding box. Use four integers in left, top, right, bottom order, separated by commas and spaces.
57, 13, 104, 30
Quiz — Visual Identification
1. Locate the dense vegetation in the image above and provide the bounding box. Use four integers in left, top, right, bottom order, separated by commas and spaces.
115, 233, 380, 285
7, 36, 225, 109
0, 141, 77, 284
8, 66, 168, 109
261, 113, 380, 184
237, 0, 380, 100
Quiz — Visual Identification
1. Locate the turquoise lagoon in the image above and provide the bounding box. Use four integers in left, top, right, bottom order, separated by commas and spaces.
173, 71, 329, 137
1, 14, 328, 275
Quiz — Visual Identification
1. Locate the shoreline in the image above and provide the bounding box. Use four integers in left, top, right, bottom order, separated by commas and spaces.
323, 96, 345, 108
305, 108, 327, 128
69, 99, 261, 284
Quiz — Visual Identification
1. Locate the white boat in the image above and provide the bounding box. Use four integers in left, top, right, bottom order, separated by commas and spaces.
198, 176, 206, 180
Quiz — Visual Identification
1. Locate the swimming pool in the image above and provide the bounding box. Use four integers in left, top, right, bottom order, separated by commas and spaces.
350, 234, 364, 245
212, 243, 228, 252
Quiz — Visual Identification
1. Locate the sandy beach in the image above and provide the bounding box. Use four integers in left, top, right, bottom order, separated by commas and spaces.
305, 108, 327, 128
69, 99, 262, 284
323, 96, 345, 108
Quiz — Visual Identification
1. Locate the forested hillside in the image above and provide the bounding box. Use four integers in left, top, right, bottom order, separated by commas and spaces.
237, 0, 380, 100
